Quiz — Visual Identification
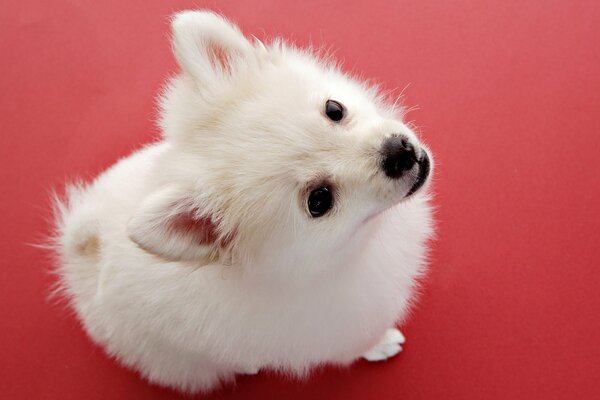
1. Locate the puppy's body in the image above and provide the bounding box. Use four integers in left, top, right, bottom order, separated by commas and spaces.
54, 11, 433, 393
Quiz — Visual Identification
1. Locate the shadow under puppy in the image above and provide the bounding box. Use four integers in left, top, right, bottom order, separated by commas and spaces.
54, 10, 434, 394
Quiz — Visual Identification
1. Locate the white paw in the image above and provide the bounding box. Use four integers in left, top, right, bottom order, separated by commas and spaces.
237, 366, 259, 375
362, 328, 406, 362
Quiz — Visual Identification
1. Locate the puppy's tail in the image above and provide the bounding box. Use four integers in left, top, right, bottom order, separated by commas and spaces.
47, 182, 102, 303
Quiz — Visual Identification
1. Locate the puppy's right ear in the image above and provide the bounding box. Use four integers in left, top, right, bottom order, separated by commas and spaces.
127, 185, 221, 262
171, 11, 253, 84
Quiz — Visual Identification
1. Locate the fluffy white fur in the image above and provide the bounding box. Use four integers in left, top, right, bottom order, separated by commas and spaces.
53, 11, 434, 394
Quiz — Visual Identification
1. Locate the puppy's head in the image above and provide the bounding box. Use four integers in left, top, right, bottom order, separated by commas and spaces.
128, 11, 433, 271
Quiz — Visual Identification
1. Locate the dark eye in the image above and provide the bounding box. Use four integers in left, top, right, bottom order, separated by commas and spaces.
308, 187, 333, 218
325, 100, 345, 122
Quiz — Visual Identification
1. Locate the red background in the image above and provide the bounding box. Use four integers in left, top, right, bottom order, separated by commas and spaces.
1, 1, 599, 399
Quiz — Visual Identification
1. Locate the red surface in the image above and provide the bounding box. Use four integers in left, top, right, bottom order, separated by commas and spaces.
1, 1, 599, 399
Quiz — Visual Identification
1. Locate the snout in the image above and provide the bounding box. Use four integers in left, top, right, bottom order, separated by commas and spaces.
380, 135, 431, 195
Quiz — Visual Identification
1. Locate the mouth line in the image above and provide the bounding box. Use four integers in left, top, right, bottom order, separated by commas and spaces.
359, 151, 431, 228
406, 153, 430, 197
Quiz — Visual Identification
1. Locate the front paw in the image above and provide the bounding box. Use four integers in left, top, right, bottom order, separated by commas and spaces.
362, 328, 406, 362
237, 366, 259, 375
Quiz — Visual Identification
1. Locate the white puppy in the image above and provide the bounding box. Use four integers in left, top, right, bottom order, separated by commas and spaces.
53, 11, 433, 393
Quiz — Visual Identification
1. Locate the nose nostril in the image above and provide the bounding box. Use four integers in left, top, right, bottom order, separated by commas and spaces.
381, 136, 417, 179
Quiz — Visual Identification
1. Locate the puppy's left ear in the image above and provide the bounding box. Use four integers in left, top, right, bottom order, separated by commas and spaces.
127, 185, 223, 262
171, 11, 253, 84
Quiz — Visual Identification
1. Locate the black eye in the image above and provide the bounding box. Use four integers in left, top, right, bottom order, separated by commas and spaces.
308, 187, 333, 218
325, 100, 345, 122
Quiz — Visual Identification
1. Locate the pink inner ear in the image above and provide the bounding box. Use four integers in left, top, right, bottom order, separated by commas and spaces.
169, 210, 218, 245
207, 43, 231, 72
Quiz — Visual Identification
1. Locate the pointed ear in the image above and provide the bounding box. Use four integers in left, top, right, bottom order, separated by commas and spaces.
171, 10, 253, 84
127, 185, 220, 261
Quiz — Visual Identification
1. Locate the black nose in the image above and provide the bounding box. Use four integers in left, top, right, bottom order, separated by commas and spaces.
381, 136, 418, 179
